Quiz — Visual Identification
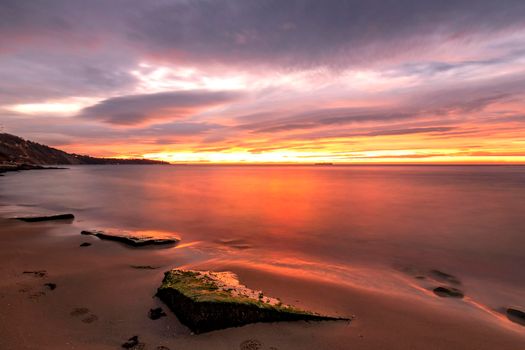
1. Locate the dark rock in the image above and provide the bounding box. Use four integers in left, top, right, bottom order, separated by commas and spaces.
44, 283, 57, 290
149, 307, 167, 320
23, 270, 47, 278
131, 265, 159, 270
122, 336, 145, 349
433, 286, 464, 298
506, 308, 525, 326
81, 230, 179, 247
14, 213, 74, 222
157, 269, 349, 334
80, 242, 92, 247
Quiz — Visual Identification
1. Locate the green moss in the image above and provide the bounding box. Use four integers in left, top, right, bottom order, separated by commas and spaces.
158, 270, 314, 315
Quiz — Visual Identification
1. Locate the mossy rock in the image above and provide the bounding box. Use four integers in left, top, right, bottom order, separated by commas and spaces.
157, 269, 348, 333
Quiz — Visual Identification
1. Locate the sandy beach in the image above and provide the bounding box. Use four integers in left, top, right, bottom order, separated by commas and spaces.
1, 215, 524, 350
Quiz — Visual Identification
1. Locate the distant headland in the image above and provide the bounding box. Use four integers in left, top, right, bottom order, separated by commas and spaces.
0, 133, 167, 167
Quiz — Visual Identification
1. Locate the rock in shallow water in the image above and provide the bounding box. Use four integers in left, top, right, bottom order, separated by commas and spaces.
506, 308, 525, 326
81, 230, 179, 247
156, 269, 349, 334
433, 286, 464, 298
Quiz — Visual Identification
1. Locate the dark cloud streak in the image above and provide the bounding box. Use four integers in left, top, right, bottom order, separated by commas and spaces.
79, 90, 242, 125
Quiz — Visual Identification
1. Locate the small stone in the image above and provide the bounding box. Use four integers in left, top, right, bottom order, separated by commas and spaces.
149, 307, 167, 320
44, 283, 57, 290
122, 336, 145, 349
80, 242, 92, 247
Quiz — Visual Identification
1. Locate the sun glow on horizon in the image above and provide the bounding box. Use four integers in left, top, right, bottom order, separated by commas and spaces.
139, 149, 525, 164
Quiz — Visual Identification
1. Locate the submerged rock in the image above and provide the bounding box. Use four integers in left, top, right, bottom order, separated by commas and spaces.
81, 230, 179, 247
506, 308, 525, 326
156, 269, 349, 333
13, 213, 74, 222
430, 270, 461, 285
433, 286, 464, 298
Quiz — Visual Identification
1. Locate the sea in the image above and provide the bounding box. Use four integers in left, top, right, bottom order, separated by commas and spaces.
1, 164, 524, 319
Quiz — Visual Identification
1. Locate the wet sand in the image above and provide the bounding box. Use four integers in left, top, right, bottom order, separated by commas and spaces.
1, 219, 524, 350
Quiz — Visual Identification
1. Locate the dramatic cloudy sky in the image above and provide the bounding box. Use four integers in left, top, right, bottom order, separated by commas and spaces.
1, 0, 525, 163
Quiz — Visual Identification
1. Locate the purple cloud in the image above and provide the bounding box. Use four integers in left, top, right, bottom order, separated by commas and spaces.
79, 90, 242, 125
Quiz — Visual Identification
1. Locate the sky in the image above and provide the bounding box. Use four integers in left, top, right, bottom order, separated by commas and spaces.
1, 0, 525, 164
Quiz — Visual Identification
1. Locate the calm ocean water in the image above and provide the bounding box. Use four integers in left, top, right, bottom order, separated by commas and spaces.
1, 165, 525, 312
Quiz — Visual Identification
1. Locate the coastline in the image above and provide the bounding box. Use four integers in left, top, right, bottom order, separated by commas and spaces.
0, 167, 524, 349
0, 164, 67, 174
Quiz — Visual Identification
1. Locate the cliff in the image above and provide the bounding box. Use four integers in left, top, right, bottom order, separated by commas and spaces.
0, 133, 167, 165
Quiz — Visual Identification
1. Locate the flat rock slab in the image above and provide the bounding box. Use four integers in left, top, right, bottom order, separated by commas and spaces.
13, 213, 75, 222
157, 269, 348, 333
81, 230, 179, 247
